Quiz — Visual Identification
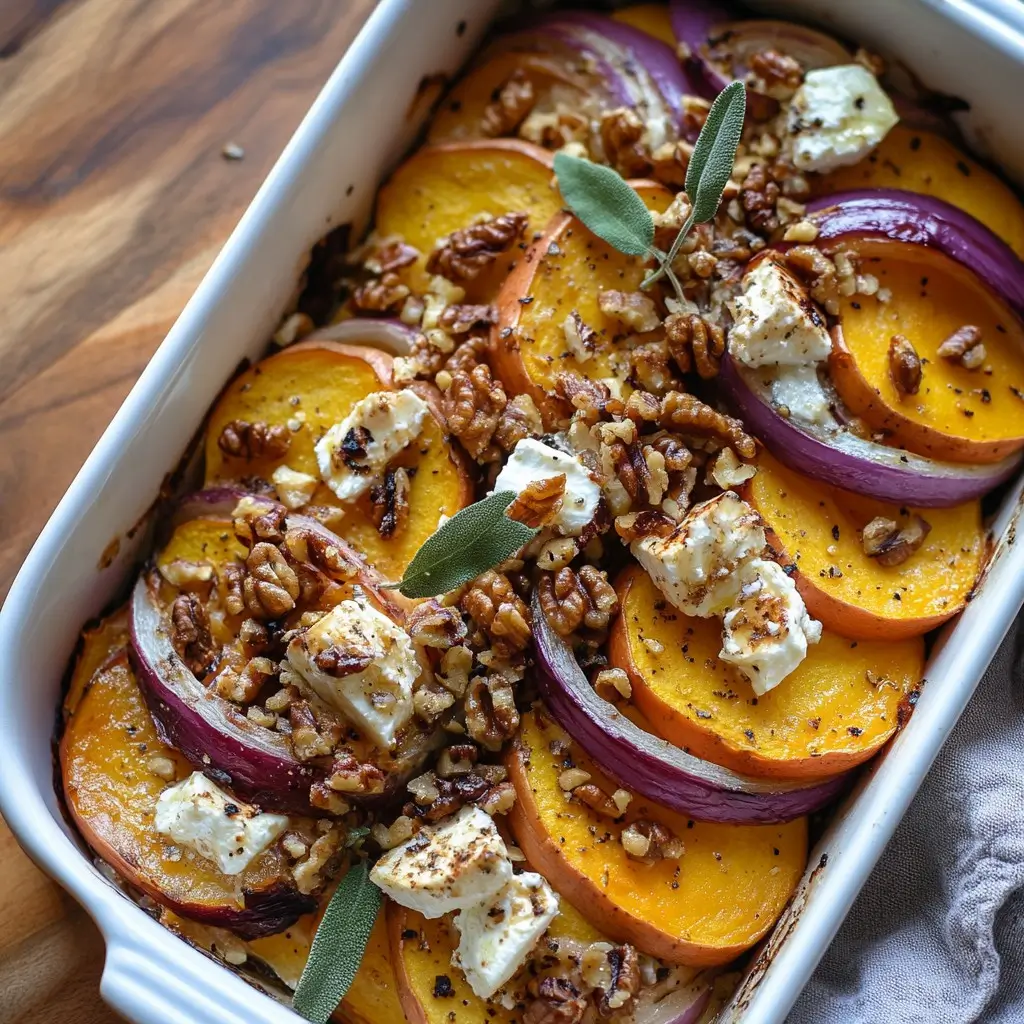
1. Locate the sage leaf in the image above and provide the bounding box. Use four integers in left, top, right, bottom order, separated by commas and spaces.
553, 152, 655, 256
293, 860, 381, 1024
394, 490, 538, 598
685, 79, 747, 224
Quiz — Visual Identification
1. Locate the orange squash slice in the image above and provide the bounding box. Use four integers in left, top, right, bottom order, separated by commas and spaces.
612, 3, 677, 46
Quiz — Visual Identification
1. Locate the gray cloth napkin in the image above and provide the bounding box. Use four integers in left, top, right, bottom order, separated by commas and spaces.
788, 623, 1024, 1023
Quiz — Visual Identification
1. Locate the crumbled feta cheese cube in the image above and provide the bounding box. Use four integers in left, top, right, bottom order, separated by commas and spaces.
370, 806, 512, 918
285, 597, 420, 748
720, 558, 822, 695
154, 772, 288, 876
789, 64, 899, 172
770, 364, 832, 426
632, 492, 767, 616
271, 465, 318, 510
315, 390, 429, 502
493, 438, 601, 537
453, 871, 559, 999
728, 256, 831, 368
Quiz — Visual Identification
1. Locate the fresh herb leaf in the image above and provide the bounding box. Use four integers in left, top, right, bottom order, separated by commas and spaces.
553, 152, 655, 256
392, 490, 538, 598
293, 861, 381, 1024
344, 826, 370, 848
685, 80, 747, 223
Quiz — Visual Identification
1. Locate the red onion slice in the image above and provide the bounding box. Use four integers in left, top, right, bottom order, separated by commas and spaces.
306, 317, 419, 357
530, 592, 847, 825
718, 356, 1021, 505
630, 973, 713, 1024
804, 188, 1024, 320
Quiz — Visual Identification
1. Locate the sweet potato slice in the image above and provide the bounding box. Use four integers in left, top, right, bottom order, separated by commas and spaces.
746, 450, 984, 640
375, 140, 560, 301
826, 239, 1024, 463
814, 125, 1024, 257
612, 3, 677, 45
609, 566, 923, 778
506, 707, 807, 966
204, 340, 472, 579
491, 181, 675, 427
60, 619, 315, 937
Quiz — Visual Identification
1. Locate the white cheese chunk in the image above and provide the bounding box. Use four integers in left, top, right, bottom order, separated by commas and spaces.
453, 871, 559, 999
770, 364, 832, 426
154, 772, 288, 876
492, 437, 601, 537
728, 256, 831, 368
789, 64, 899, 173
285, 597, 420, 748
270, 465, 318, 510
315, 390, 429, 502
720, 558, 822, 695
632, 492, 767, 617
370, 806, 512, 918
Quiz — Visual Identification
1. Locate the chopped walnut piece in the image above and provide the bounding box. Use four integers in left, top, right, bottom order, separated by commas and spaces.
556, 371, 622, 424
739, 163, 781, 235
573, 784, 622, 818
293, 826, 343, 895
597, 290, 660, 333
170, 594, 217, 676
436, 645, 473, 697
630, 340, 681, 396
351, 271, 410, 314
664, 311, 725, 379
708, 446, 756, 489
538, 566, 619, 638
650, 140, 691, 188
465, 672, 520, 752
493, 393, 544, 453
419, 773, 492, 821
660, 391, 756, 458
595, 945, 641, 1015
937, 325, 986, 370
215, 656, 276, 704
371, 815, 415, 850
221, 562, 246, 616
620, 819, 683, 863
427, 212, 528, 282
413, 683, 457, 724
594, 667, 632, 701
437, 303, 498, 334
889, 334, 923, 397
748, 49, 803, 99
599, 107, 651, 177
282, 525, 355, 580
243, 542, 300, 619
407, 601, 468, 650
462, 570, 531, 657
289, 700, 334, 761
443, 362, 507, 462
785, 245, 840, 315
217, 420, 291, 461
563, 310, 598, 363
365, 239, 419, 276
233, 497, 287, 548
524, 978, 587, 1024
369, 466, 411, 539
481, 68, 536, 136
614, 509, 677, 543
861, 515, 931, 567
329, 751, 387, 794
507, 474, 567, 529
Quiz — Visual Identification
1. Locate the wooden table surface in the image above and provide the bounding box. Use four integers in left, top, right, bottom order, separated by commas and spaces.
0, 2, 375, 1020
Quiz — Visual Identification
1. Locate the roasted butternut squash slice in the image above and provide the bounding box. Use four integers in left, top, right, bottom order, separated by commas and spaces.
60, 618, 315, 937
491, 181, 675, 428
375, 140, 560, 301
828, 240, 1024, 462
506, 707, 807, 966
814, 125, 1024, 257
609, 566, 923, 778
204, 340, 472, 580
612, 3, 677, 46
746, 450, 984, 640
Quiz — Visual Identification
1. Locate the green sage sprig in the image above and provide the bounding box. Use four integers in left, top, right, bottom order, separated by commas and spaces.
554, 80, 747, 300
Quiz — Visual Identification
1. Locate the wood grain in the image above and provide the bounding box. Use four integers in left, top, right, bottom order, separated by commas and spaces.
0, 1, 376, 1020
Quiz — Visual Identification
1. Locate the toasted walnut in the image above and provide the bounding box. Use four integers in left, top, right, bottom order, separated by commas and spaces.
659, 391, 756, 458
427, 212, 528, 282
493, 393, 544, 453
293, 826, 343, 895
556, 372, 622, 425
438, 303, 498, 334
524, 978, 588, 1024
419, 773, 493, 821
629, 340, 681, 396
708, 446, 756, 489
170, 594, 217, 676
748, 49, 803, 99
599, 107, 651, 178
739, 163, 781, 235
861, 515, 931, 567
217, 420, 291, 461
289, 700, 334, 761
407, 602, 468, 650
233, 497, 287, 548
889, 334, 922, 397
595, 945, 640, 1015
538, 566, 619, 638
507, 474, 567, 528
594, 667, 632, 701
437, 645, 473, 697
481, 68, 536, 136
273, 311, 315, 348
620, 819, 683, 862
158, 559, 214, 590
937, 325, 986, 369
650, 140, 691, 188
221, 562, 246, 616
605, 440, 651, 506
413, 683, 457, 724
614, 509, 677, 543
313, 642, 374, 677
563, 310, 598, 363
436, 744, 478, 778
365, 239, 419, 275
462, 570, 532, 657
351, 271, 410, 314
371, 815, 415, 851
243, 543, 300, 619
283, 525, 355, 580
664, 311, 724, 380
443, 363, 507, 462
573, 783, 622, 818
215, 656, 276, 704
597, 290, 660, 333
329, 751, 387, 794
369, 466, 411, 539
465, 673, 520, 752
785, 245, 840, 315
309, 781, 352, 814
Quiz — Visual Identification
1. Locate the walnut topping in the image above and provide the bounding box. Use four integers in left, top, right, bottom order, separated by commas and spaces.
507, 474, 567, 529
215, 656, 275, 704
599, 107, 651, 178
556, 372, 623, 425
538, 566, 619, 639
594, 667, 632, 701
365, 239, 419, 276
427, 212, 528, 282
614, 509, 677, 543
289, 700, 335, 761
170, 594, 217, 676
659, 391, 756, 458
407, 601, 468, 650
620, 819, 683, 862
593, 944, 640, 1015
481, 69, 536, 137
629, 340, 681, 396
465, 672, 520, 751
597, 290, 660, 333
217, 420, 291, 461
413, 684, 457, 724
785, 245, 840, 315
437, 303, 498, 334
462, 570, 531, 657
861, 515, 931, 567
494, 393, 544, 453
329, 751, 387, 794
563, 310, 598, 363
739, 163, 781, 235
369, 466, 411, 539
313, 643, 374, 678
524, 978, 587, 1024
351, 271, 410, 314
937, 325, 986, 370
293, 826, 344, 895
243, 542, 300, 619
889, 334, 923, 397
282, 525, 355, 580
748, 49, 803, 99
158, 559, 214, 590
222, 562, 246, 616
233, 497, 287, 548
442, 362, 507, 462
664, 311, 725, 379
371, 815, 415, 851
573, 783, 622, 818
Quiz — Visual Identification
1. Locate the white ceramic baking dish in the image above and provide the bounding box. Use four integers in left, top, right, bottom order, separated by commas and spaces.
2, 1, 1023, 1022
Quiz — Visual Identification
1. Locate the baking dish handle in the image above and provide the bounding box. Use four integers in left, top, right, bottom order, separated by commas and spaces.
101, 935, 300, 1024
